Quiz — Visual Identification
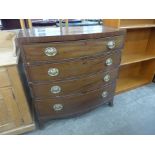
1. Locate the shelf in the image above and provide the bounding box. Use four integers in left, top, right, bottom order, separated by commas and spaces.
121, 53, 155, 66
119, 19, 155, 29
120, 24, 155, 29
116, 77, 150, 94
116, 60, 155, 94
103, 19, 155, 29
104, 19, 155, 94
120, 28, 155, 66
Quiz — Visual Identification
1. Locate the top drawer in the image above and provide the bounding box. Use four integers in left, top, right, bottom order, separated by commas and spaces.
23, 35, 124, 62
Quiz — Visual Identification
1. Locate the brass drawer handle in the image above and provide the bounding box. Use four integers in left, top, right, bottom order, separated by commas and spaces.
48, 68, 59, 76
107, 40, 115, 49
104, 74, 110, 82
51, 86, 61, 94
102, 91, 108, 98
44, 47, 57, 56
53, 104, 63, 111
106, 58, 113, 66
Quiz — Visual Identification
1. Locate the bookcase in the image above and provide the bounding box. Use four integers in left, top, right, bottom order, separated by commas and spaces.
104, 19, 155, 93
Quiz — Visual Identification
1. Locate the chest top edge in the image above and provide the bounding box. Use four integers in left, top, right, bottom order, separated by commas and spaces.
17, 26, 126, 44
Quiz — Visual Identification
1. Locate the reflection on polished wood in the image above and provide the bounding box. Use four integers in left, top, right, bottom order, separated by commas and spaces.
17, 25, 125, 43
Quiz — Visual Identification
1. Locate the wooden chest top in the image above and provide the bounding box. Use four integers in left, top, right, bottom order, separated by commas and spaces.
17, 25, 125, 43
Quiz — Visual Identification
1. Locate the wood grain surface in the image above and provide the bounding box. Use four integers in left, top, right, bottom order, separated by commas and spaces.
23, 35, 124, 63
35, 83, 115, 121
30, 69, 118, 98
26, 51, 121, 82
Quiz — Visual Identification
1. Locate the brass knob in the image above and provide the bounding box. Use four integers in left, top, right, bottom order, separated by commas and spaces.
48, 68, 59, 76
102, 91, 108, 98
104, 74, 110, 82
53, 104, 63, 111
51, 86, 61, 94
107, 40, 115, 49
106, 58, 113, 66
44, 47, 57, 56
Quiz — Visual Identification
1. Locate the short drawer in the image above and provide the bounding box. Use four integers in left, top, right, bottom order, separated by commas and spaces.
0, 67, 11, 88
30, 69, 118, 98
23, 35, 124, 62
26, 51, 121, 82
35, 83, 115, 120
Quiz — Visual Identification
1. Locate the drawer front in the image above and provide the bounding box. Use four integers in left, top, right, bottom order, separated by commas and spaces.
0, 67, 11, 88
30, 69, 118, 98
23, 35, 124, 62
26, 51, 121, 82
35, 83, 115, 119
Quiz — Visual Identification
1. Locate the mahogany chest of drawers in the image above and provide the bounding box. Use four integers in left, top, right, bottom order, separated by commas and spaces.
17, 26, 125, 126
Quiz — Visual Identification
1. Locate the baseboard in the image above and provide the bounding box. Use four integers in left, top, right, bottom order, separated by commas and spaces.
0, 123, 36, 135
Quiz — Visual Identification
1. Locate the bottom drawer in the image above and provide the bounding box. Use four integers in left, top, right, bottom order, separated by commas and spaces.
34, 83, 116, 121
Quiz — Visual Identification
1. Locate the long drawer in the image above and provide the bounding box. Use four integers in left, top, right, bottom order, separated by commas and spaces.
35, 83, 115, 120
30, 69, 118, 98
23, 35, 124, 62
26, 51, 121, 82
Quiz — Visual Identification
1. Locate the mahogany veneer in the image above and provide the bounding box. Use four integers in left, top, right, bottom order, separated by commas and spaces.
17, 25, 125, 126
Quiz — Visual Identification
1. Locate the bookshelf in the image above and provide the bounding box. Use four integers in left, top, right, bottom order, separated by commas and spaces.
104, 19, 155, 94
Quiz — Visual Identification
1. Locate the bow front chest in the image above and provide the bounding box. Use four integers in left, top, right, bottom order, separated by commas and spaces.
17, 26, 125, 126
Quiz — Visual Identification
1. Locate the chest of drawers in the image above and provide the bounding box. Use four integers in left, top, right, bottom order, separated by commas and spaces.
17, 26, 125, 126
